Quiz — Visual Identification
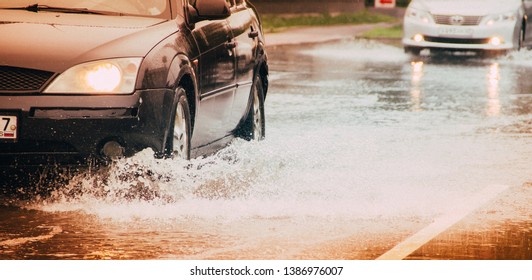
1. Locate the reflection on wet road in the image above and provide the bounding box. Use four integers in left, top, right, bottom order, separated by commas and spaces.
1, 40, 531, 260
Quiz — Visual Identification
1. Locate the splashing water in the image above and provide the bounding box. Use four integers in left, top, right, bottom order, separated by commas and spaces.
24, 41, 532, 226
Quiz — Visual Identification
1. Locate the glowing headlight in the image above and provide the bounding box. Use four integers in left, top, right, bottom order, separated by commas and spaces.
85, 63, 122, 92
413, 34, 424, 43
44, 58, 142, 94
489, 37, 503, 46
405, 7, 433, 24
484, 11, 517, 26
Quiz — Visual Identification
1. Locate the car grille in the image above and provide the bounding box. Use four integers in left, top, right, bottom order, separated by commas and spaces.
433, 14, 483, 26
424, 36, 490, 45
0, 66, 54, 92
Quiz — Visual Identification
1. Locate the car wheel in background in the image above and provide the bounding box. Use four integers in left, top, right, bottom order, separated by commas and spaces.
237, 76, 265, 141
518, 26, 524, 51
404, 46, 422, 56
482, 49, 508, 58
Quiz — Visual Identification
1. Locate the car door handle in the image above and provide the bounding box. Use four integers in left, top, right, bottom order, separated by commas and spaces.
248, 30, 259, 39
225, 40, 237, 49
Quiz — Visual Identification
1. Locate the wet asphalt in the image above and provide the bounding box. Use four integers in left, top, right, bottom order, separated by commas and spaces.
0, 39, 531, 260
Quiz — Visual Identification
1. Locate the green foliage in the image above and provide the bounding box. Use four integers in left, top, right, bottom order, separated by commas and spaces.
261, 11, 397, 33
361, 24, 403, 38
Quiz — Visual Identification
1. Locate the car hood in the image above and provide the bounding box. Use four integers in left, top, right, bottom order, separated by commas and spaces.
0, 10, 175, 73
411, 0, 521, 16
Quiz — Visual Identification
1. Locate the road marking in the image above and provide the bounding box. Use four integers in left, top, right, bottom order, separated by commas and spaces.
0, 226, 63, 247
377, 185, 510, 260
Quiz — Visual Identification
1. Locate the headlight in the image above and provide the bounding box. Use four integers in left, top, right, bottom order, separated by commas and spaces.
405, 7, 433, 24
484, 11, 517, 26
44, 58, 142, 94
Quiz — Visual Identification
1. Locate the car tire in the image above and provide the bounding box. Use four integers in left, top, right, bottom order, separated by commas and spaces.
404, 47, 422, 56
166, 87, 191, 160
482, 49, 507, 58
518, 26, 524, 51
237, 76, 265, 141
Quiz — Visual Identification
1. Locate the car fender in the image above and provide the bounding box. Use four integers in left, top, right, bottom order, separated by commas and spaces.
134, 30, 200, 155
161, 53, 199, 144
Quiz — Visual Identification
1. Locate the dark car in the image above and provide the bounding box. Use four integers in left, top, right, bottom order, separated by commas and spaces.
0, 0, 269, 167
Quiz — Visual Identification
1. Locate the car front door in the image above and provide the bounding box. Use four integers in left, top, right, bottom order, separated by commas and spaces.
190, 0, 237, 147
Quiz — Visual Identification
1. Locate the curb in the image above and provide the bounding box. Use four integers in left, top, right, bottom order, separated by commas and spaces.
265, 22, 399, 46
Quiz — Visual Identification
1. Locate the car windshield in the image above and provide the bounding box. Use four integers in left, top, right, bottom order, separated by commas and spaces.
0, 0, 169, 18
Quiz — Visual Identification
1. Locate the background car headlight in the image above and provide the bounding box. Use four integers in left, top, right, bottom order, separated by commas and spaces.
44, 58, 142, 94
405, 7, 433, 24
484, 11, 517, 26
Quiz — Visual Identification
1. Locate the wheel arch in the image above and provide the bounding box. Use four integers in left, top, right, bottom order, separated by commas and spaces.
176, 73, 196, 135
153, 54, 198, 158
166, 54, 198, 134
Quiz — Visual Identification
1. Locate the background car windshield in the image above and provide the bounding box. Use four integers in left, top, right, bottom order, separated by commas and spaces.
0, 0, 169, 17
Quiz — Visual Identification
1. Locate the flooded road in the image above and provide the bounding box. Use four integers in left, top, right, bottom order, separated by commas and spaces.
1, 40, 531, 260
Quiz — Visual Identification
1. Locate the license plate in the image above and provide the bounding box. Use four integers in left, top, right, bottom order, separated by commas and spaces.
0, 115, 18, 140
438, 27, 474, 37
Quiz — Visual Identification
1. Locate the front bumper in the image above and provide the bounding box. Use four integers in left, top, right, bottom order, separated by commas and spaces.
403, 18, 519, 51
0, 88, 175, 167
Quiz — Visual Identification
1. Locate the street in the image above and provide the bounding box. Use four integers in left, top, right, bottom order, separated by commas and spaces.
0, 39, 531, 260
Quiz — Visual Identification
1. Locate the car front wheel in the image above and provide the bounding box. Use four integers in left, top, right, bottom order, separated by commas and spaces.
166, 87, 191, 160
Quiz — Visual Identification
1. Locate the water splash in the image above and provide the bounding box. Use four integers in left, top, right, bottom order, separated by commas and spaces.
23, 42, 532, 225
497, 49, 532, 68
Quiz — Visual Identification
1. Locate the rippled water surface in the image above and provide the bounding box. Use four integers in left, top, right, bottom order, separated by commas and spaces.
1, 40, 531, 259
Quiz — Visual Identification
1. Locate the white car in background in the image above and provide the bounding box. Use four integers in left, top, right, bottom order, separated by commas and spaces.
402, 0, 532, 55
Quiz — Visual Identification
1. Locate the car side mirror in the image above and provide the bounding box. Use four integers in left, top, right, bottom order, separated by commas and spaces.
187, 0, 231, 24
